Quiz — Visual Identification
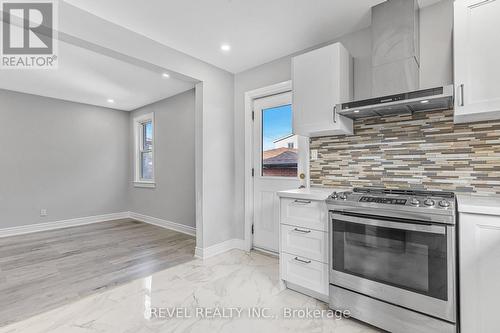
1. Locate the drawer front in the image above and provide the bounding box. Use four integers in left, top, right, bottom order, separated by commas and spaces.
280, 252, 328, 295
280, 198, 327, 231
281, 224, 328, 263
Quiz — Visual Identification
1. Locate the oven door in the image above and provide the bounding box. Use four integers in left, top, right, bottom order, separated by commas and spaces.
329, 211, 456, 322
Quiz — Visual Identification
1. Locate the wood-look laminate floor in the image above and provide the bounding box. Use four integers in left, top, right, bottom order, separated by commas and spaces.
0, 219, 195, 327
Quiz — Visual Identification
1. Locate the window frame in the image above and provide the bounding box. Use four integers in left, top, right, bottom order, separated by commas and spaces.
133, 112, 155, 188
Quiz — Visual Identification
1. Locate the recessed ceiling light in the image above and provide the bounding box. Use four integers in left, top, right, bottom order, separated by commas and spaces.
220, 43, 231, 52
353, 110, 360, 113
107, 99, 115, 103
420, 100, 429, 104
162, 73, 170, 78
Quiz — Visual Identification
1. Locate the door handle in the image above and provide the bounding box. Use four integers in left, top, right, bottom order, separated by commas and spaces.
293, 227, 311, 233
332, 105, 337, 123
294, 257, 311, 264
293, 199, 311, 205
459, 84, 465, 107
330, 212, 446, 234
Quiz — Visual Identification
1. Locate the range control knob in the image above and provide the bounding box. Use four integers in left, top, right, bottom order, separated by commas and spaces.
339, 193, 348, 200
424, 199, 435, 207
330, 192, 338, 199
410, 198, 420, 206
439, 200, 451, 208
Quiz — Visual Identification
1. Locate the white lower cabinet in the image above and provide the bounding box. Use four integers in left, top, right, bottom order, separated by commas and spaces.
459, 212, 500, 333
278, 196, 329, 300
281, 224, 328, 263
280, 198, 327, 231
280, 253, 328, 296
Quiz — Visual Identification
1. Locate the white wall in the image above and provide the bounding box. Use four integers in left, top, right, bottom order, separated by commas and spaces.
233, 0, 454, 239
128, 90, 195, 228
0, 89, 129, 228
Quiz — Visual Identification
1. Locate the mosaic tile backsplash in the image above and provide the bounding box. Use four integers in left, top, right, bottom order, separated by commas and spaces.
310, 109, 500, 195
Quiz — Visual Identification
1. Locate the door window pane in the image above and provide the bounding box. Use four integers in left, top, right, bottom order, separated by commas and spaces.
261, 104, 297, 177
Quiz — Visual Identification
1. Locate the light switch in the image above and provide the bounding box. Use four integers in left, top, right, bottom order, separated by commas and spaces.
311, 149, 318, 160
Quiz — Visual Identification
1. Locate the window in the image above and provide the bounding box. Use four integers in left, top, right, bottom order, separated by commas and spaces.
134, 113, 155, 187
261, 104, 298, 177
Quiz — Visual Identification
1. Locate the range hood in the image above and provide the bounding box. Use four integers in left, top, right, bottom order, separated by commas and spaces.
337, 0, 454, 120
338, 85, 454, 119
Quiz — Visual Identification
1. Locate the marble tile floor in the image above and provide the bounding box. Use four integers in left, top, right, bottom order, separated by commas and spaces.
0, 219, 196, 327
0, 249, 381, 333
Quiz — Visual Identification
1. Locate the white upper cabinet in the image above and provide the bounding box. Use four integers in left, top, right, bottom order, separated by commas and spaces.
454, 0, 500, 123
292, 43, 353, 137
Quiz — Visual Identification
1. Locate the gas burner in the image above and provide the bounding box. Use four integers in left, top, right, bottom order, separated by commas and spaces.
327, 188, 456, 224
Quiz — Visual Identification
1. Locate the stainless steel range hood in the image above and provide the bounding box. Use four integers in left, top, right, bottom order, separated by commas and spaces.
337, 85, 454, 119
337, 0, 454, 120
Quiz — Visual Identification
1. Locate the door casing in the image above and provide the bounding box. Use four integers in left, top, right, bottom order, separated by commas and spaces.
243, 81, 309, 252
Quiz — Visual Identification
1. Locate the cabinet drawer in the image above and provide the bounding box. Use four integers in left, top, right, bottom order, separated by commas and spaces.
280, 252, 328, 295
281, 224, 328, 263
280, 198, 327, 231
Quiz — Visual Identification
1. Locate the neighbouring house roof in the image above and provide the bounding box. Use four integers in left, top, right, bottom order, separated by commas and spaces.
263, 148, 298, 167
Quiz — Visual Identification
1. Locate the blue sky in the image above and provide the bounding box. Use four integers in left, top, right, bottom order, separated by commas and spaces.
262, 104, 293, 151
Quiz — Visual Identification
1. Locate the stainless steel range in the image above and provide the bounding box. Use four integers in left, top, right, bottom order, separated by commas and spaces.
327, 188, 457, 333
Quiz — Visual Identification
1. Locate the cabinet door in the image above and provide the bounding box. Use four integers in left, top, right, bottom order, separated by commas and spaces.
454, 0, 500, 123
292, 43, 353, 137
460, 212, 500, 333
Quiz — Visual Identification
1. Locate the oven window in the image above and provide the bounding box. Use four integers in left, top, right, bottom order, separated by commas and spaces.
332, 217, 448, 300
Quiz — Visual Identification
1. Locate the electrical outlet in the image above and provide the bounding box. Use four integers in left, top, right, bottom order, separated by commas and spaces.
311, 149, 319, 160
40, 209, 48, 217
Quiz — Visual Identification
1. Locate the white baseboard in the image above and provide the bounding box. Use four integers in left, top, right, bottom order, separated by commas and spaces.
194, 238, 246, 259
129, 211, 196, 236
0, 212, 130, 238
0, 211, 239, 263
252, 247, 279, 257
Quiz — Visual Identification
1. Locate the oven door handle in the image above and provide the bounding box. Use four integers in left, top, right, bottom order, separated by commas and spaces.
330, 212, 446, 234
329, 206, 452, 223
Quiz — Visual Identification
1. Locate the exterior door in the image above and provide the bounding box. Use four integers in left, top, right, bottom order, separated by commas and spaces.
252, 92, 307, 253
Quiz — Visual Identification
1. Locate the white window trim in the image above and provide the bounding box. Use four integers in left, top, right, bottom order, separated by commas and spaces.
133, 112, 156, 188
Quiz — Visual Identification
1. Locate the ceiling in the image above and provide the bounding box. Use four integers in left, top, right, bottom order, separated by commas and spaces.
64, 0, 386, 73
0, 40, 196, 111
1, 0, 446, 109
